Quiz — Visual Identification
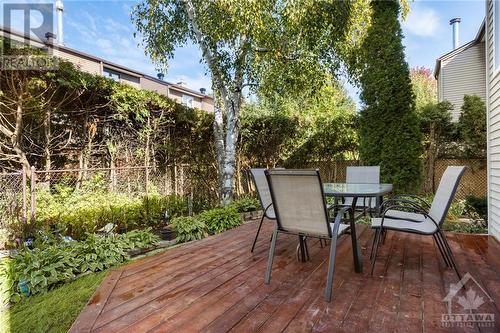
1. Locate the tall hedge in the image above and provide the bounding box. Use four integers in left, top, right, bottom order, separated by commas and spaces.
458, 95, 487, 158
358, 0, 422, 192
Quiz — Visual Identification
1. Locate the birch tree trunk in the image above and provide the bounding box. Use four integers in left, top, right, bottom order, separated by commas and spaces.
182, 0, 246, 205
220, 98, 240, 204
213, 101, 225, 198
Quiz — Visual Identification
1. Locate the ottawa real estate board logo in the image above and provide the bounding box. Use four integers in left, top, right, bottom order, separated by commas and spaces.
442, 272, 495, 328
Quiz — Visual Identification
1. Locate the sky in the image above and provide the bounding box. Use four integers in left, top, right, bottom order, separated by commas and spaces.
1, 0, 487, 105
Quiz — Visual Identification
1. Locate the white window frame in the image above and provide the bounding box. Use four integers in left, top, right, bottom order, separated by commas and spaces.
494, 0, 500, 75
182, 94, 194, 108
104, 69, 120, 82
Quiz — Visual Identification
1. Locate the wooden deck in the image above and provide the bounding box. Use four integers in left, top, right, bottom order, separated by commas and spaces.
71, 219, 500, 333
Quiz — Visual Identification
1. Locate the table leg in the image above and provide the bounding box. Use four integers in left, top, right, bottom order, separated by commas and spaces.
350, 197, 363, 273
376, 195, 383, 216
376, 195, 387, 244
299, 235, 307, 262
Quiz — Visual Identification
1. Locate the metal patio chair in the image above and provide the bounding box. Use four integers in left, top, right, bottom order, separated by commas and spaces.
370, 166, 466, 278
264, 169, 352, 302
342, 166, 380, 217
249, 168, 277, 252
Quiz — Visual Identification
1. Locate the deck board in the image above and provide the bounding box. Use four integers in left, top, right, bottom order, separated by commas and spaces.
70, 220, 500, 333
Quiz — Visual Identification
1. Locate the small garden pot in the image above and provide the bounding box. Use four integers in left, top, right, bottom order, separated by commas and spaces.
156, 227, 177, 241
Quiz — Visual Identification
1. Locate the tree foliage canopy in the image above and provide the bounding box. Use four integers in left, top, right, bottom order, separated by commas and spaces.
410, 67, 437, 112
458, 95, 487, 158
240, 83, 358, 168
358, 0, 422, 192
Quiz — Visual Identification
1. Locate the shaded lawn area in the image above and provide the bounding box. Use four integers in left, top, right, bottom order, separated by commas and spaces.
1, 271, 106, 333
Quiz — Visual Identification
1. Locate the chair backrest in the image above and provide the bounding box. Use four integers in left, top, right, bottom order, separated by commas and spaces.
429, 166, 466, 225
250, 168, 275, 218
346, 166, 380, 184
344, 166, 380, 207
265, 169, 331, 238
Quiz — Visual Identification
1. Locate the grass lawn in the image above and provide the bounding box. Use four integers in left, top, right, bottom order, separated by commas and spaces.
1, 271, 106, 333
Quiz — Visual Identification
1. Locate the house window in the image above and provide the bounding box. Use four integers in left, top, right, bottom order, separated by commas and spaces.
495, 0, 500, 71
103, 69, 120, 82
182, 94, 194, 108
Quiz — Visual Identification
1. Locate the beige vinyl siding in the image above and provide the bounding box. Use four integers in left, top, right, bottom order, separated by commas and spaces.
440, 42, 486, 121
201, 98, 215, 113
139, 80, 214, 112
168, 88, 204, 110
487, 0, 500, 241
118, 73, 140, 89
140, 77, 169, 96
54, 49, 102, 75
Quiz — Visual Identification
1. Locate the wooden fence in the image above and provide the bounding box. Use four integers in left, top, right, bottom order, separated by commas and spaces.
298, 159, 487, 200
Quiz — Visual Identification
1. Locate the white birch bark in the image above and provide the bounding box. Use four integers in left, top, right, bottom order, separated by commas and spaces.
182, 0, 246, 204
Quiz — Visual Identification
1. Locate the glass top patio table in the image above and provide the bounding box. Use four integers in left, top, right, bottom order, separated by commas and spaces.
323, 183, 393, 197
322, 183, 393, 274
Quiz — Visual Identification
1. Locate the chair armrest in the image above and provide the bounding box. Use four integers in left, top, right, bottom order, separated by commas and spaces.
263, 203, 273, 218
380, 198, 428, 214
331, 206, 352, 237
379, 203, 439, 229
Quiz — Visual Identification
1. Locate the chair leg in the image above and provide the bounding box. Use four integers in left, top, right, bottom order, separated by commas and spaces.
370, 229, 378, 260
370, 228, 382, 276
298, 236, 307, 262
381, 229, 387, 244
437, 230, 461, 280
265, 228, 278, 284
304, 237, 310, 261
251, 215, 266, 253
324, 235, 339, 302
433, 233, 452, 267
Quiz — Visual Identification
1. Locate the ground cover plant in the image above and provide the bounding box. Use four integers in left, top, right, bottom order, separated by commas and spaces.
0, 271, 106, 333
198, 206, 243, 234
228, 196, 260, 213
170, 216, 209, 243
33, 176, 187, 240
1, 229, 159, 304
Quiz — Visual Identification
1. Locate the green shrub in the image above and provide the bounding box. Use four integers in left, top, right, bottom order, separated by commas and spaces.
442, 219, 487, 234
144, 194, 188, 226
458, 95, 486, 158
120, 228, 161, 249
2, 229, 159, 302
465, 195, 487, 221
228, 196, 260, 213
198, 206, 242, 234
35, 183, 187, 239
446, 199, 466, 222
170, 216, 209, 242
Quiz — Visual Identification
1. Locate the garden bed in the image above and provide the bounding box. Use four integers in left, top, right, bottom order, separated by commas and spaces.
240, 210, 262, 221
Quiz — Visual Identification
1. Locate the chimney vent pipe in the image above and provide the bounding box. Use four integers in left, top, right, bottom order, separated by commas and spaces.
55, 0, 64, 45
450, 17, 461, 50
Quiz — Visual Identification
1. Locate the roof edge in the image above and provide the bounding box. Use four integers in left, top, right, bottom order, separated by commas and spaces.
434, 19, 486, 79
0, 25, 212, 100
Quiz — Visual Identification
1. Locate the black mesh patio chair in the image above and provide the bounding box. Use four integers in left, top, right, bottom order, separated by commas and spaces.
263, 169, 353, 302
370, 166, 466, 278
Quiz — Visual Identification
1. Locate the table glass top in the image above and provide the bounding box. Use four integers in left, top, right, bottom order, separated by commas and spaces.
323, 183, 393, 196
